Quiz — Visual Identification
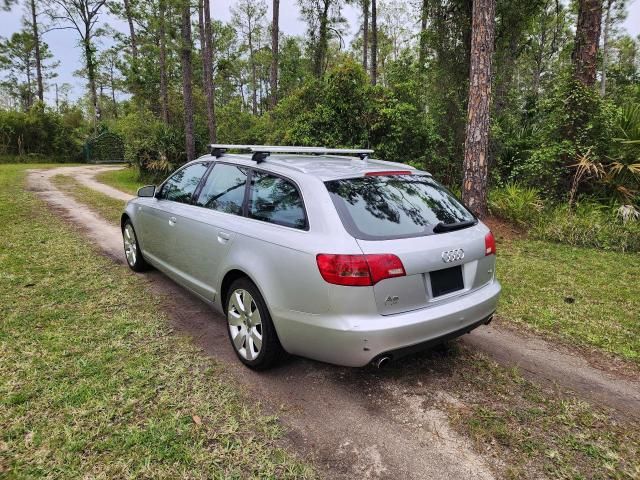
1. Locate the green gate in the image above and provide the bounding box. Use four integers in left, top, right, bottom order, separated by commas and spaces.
84, 131, 125, 164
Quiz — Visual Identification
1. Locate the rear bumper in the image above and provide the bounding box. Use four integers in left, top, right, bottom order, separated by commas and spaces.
273, 280, 501, 367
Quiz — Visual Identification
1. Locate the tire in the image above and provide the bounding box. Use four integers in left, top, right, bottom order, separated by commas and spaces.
122, 219, 149, 272
225, 278, 284, 370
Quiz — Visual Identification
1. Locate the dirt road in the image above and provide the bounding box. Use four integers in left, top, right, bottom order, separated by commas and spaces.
26, 165, 640, 479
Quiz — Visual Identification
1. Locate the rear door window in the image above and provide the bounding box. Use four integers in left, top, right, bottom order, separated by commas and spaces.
195, 163, 248, 215
325, 174, 475, 240
248, 171, 307, 229
158, 162, 209, 204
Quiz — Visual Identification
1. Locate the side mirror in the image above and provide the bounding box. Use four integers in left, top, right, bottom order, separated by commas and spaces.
137, 185, 156, 197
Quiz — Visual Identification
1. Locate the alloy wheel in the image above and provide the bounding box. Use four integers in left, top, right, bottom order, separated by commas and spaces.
123, 224, 138, 267
227, 288, 263, 360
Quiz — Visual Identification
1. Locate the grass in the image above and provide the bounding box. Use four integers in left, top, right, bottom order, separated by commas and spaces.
52, 174, 126, 224
0, 164, 314, 479
382, 345, 640, 479
496, 237, 640, 364
96, 166, 146, 195
441, 349, 640, 479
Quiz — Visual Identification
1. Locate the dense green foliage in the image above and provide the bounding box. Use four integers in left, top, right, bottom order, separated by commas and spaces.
0, 105, 85, 161
488, 182, 543, 227
1, 0, 638, 245
489, 183, 640, 251
533, 202, 640, 252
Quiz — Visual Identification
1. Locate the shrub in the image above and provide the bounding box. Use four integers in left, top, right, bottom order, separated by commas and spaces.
111, 111, 187, 179
533, 202, 640, 252
0, 105, 85, 162
488, 182, 544, 227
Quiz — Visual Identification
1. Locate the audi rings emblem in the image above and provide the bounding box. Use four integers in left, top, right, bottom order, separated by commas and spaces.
441, 248, 464, 263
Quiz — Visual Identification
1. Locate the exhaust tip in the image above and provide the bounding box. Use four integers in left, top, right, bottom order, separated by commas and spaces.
375, 356, 392, 369
484, 315, 494, 325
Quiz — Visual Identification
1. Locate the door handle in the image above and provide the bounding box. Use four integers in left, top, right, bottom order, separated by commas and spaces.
217, 231, 231, 243
169, 216, 177, 226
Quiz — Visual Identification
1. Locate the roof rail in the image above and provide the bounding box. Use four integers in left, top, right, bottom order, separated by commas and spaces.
208, 144, 374, 163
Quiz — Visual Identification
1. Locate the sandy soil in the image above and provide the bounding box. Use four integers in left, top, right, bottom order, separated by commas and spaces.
25, 165, 640, 479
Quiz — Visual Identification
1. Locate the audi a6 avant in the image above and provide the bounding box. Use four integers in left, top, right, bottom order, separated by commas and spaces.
121, 145, 501, 369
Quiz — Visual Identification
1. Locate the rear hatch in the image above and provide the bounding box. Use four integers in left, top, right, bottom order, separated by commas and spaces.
325, 173, 495, 315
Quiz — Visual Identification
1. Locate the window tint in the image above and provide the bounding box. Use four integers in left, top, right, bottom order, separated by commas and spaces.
196, 163, 248, 215
249, 171, 306, 229
325, 174, 475, 240
159, 162, 209, 204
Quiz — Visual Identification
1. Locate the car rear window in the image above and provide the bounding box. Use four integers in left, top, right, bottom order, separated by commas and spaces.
325, 174, 475, 240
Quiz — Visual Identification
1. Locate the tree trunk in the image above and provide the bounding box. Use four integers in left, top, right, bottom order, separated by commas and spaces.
181, 1, 196, 161
370, 0, 377, 85
30, 0, 44, 103
198, 0, 206, 85
84, 33, 99, 126
572, 0, 602, 87
270, 0, 279, 108
600, 0, 611, 95
110, 61, 118, 118
159, 0, 169, 124
313, 0, 330, 77
26, 62, 33, 109
419, 0, 428, 70
203, 0, 216, 139
362, 0, 369, 72
248, 18, 258, 114
123, 0, 138, 60
462, 0, 496, 219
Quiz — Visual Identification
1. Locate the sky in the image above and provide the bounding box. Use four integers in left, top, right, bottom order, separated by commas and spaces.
0, 0, 638, 104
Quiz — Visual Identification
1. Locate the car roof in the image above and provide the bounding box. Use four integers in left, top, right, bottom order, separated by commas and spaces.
194, 153, 429, 181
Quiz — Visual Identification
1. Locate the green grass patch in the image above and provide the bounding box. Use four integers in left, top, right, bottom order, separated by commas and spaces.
497, 238, 640, 364
51, 174, 126, 225
0, 164, 314, 478
96, 166, 146, 195
441, 349, 640, 479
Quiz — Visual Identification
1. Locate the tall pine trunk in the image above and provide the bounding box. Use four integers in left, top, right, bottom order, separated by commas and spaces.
362, 0, 369, 72
203, 0, 216, 139
270, 0, 279, 108
248, 19, 258, 114
110, 60, 118, 117
158, 0, 169, 124
370, 0, 377, 85
197, 0, 216, 139
313, 0, 330, 77
572, 0, 602, 87
123, 0, 138, 59
84, 33, 99, 126
600, 0, 611, 95
30, 0, 44, 103
419, 0, 428, 71
462, 0, 496, 218
181, 1, 196, 161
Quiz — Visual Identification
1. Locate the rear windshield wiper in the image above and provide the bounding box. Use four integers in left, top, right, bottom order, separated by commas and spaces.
432, 219, 475, 233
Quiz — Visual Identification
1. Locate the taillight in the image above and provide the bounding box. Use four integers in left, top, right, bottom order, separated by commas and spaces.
316, 254, 406, 286
485, 231, 496, 256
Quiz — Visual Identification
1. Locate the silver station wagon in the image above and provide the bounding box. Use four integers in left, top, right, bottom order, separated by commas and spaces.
121, 145, 501, 369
